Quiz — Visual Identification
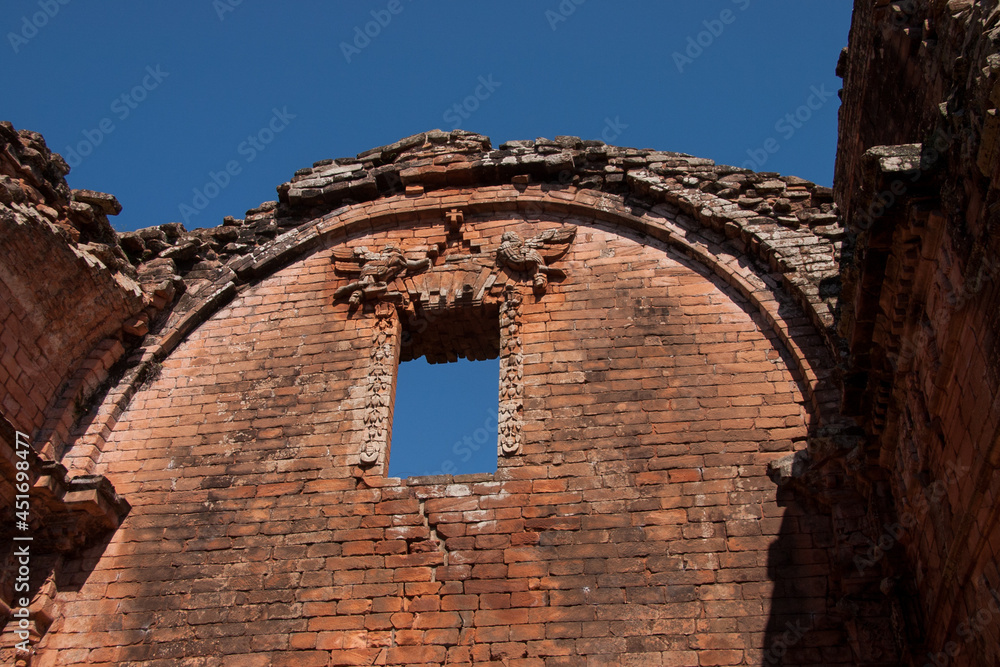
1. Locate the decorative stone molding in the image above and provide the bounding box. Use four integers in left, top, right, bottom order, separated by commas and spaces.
1, 425, 130, 555
444, 208, 463, 233
28, 463, 131, 552
439, 208, 482, 257
495, 226, 576, 294
360, 302, 400, 468
498, 286, 524, 456
55, 125, 845, 475
49, 130, 846, 493
332, 245, 432, 308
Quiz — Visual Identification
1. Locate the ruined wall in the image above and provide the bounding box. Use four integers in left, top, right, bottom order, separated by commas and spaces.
0, 122, 143, 449
3, 2, 1000, 663
32, 199, 848, 666
836, 0, 1000, 664
0, 121, 875, 664
0, 124, 136, 659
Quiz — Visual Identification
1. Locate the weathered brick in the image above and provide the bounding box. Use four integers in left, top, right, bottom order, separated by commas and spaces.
0, 98, 930, 667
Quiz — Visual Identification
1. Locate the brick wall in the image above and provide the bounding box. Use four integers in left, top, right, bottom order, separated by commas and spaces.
0, 124, 137, 661
27, 211, 853, 665
0, 113, 874, 663
3, 3, 1000, 663
835, 1, 1000, 664
0, 122, 143, 449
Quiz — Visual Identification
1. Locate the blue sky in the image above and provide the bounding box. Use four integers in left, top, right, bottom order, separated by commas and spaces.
3, 1, 852, 478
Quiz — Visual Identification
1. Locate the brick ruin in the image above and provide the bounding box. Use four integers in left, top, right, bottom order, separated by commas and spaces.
1, 1, 999, 665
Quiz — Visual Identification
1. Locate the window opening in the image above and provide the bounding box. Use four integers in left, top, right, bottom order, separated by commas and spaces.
388, 356, 500, 478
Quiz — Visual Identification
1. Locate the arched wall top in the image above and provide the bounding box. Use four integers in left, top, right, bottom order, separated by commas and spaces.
120, 130, 843, 348
61, 178, 843, 475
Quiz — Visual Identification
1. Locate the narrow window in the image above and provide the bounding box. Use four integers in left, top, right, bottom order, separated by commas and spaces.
388, 357, 499, 478
386, 303, 501, 478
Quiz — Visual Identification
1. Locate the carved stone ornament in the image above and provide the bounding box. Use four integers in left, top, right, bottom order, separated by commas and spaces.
360, 302, 400, 467
333, 245, 432, 307
444, 208, 464, 232
495, 226, 576, 294
498, 286, 524, 456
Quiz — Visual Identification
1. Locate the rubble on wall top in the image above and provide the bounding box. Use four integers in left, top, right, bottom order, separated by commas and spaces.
0, 122, 846, 352
72, 189, 122, 216
278, 128, 835, 230
0, 126, 833, 287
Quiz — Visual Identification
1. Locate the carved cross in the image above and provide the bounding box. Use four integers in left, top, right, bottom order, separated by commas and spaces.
445, 208, 464, 232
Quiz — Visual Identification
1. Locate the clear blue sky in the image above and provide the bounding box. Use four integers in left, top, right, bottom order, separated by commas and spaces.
3, 1, 852, 477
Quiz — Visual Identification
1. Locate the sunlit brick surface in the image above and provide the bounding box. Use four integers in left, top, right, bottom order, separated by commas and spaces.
25, 217, 854, 666
6, 2, 1000, 662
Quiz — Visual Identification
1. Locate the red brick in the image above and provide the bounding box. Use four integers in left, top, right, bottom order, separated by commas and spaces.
4, 128, 887, 666
385, 646, 447, 663
329, 649, 384, 665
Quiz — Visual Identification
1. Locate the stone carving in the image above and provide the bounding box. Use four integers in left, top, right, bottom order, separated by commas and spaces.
498, 286, 524, 456
360, 302, 399, 467
495, 226, 576, 293
333, 245, 432, 307
445, 208, 464, 233
440, 208, 481, 256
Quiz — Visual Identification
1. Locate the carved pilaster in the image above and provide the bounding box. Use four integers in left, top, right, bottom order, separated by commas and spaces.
498, 287, 524, 456
360, 302, 400, 468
